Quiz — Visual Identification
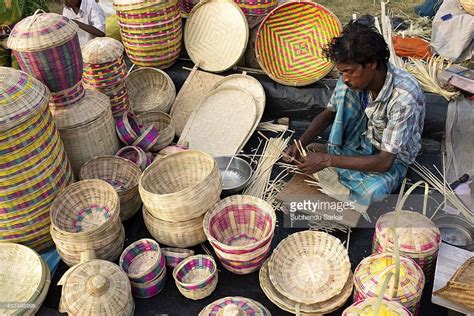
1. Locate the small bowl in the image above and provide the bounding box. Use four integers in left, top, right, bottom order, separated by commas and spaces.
173, 255, 218, 300
214, 156, 252, 195
433, 214, 474, 251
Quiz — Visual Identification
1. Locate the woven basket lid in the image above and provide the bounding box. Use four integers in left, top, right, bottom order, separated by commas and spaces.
260, 259, 353, 314
199, 296, 270, 315
255, 1, 342, 86
268, 230, 350, 304
0, 67, 49, 131
179, 86, 257, 156
184, 0, 248, 72
7, 13, 78, 52
50, 88, 112, 129
82, 37, 124, 64
343, 298, 412, 316
62, 259, 131, 315
376, 210, 441, 254
0, 243, 46, 312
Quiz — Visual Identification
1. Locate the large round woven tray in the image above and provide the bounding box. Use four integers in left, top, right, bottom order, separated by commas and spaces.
255, 1, 342, 86
184, 0, 249, 72
179, 86, 257, 156
268, 230, 351, 304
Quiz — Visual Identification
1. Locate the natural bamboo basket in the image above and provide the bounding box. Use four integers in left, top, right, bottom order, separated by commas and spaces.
162, 247, 195, 268
143, 206, 207, 247
260, 259, 353, 315
137, 111, 175, 152
125, 67, 176, 114
173, 255, 218, 300
139, 150, 221, 222
199, 296, 270, 315
343, 298, 412, 316
203, 195, 276, 274
80, 156, 142, 221
269, 230, 351, 304
460, 0, 474, 14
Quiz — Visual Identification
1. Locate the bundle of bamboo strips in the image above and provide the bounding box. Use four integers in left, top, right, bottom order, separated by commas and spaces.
257, 121, 289, 133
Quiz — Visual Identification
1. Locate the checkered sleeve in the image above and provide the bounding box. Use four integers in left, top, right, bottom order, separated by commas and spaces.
326, 77, 345, 112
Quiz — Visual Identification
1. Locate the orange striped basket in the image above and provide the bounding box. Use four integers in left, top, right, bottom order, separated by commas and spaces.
255, 1, 342, 86
234, 0, 277, 16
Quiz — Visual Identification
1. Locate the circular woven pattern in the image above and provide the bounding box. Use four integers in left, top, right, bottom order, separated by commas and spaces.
343, 298, 412, 316
460, 0, 474, 14
269, 231, 350, 304
173, 255, 218, 300
136, 111, 175, 152
126, 67, 176, 114
81, 37, 124, 64
256, 1, 342, 86
185, 0, 249, 72
62, 259, 131, 315
259, 259, 353, 314
199, 296, 270, 316
119, 238, 164, 282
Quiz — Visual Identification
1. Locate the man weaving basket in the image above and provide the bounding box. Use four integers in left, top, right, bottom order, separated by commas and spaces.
284, 21, 426, 208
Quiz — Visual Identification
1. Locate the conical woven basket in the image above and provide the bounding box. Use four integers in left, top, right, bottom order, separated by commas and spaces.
8, 13, 83, 92
199, 296, 271, 316
460, 0, 474, 14
139, 150, 221, 222
143, 206, 207, 247
82, 37, 124, 64
343, 298, 412, 316
126, 67, 176, 114
269, 231, 351, 304
203, 195, 276, 274
162, 247, 195, 268
80, 156, 142, 221
173, 255, 218, 300
136, 111, 175, 152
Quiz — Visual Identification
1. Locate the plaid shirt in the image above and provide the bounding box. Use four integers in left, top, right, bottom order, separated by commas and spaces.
327, 63, 426, 164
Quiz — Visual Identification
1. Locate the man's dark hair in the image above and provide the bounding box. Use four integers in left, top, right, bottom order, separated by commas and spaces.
323, 20, 390, 68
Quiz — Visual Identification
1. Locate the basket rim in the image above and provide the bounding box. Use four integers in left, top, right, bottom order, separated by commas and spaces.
172, 254, 217, 287
119, 238, 163, 279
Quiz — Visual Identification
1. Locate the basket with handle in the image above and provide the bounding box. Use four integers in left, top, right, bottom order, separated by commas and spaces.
79, 156, 142, 221
116, 145, 151, 171
173, 255, 218, 300
136, 111, 175, 152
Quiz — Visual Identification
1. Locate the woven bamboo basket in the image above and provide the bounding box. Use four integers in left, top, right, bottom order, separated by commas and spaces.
116, 111, 143, 145
136, 111, 175, 152
460, 0, 474, 14
260, 259, 353, 315
0, 243, 51, 315
143, 206, 207, 247
180, 0, 200, 16
139, 150, 221, 222
185, 0, 248, 72
116, 145, 151, 171
256, 1, 342, 86
234, 0, 277, 16
130, 265, 166, 298
60, 258, 134, 315
343, 298, 412, 316
162, 247, 195, 268
199, 296, 270, 315
7, 13, 82, 92
80, 156, 142, 222
126, 67, 176, 114
203, 195, 276, 274
269, 230, 351, 304
0, 67, 73, 252
173, 255, 218, 300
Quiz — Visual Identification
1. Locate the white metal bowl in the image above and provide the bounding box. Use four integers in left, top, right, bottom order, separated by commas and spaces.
214, 156, 253, 195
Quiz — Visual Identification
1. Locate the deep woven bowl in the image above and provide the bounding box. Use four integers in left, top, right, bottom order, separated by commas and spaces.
119, 238, 165, 283
173, 255, 218, 299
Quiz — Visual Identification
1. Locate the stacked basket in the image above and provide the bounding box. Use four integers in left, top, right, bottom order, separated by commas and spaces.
0, 67, 73, 252
50, 180, 125, 266
120, 239, 167, 298
113, 0, 182, 68
203, 195, 276, 274
139, 150, 221, 248
260, 231, 353, 314
82, 37, 130, 118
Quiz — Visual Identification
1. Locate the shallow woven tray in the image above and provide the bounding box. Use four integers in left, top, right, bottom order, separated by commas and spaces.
170, 68, 223, 136
269, 230, 351, 304
184, 0, 249, 72
256, 1, 342, 86
179, 86, 257, 156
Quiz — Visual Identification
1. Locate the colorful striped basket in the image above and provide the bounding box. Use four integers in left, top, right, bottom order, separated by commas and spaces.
199, 296, 270, 315
173, 255, 218, 300
255, 1, 342, 86
116, 146, 151, 171
119, 238, 167, 298
203, 195, 276, 274
372, 181, 441, 281
234, 0, 278, 16
162, 247, 195, 268
180, 0, 200, 16
114, 0, 182, 68
7, 13, 83, 92
343, 298, 412, 316
136, 111, 175, 152
0, 67, 73, 252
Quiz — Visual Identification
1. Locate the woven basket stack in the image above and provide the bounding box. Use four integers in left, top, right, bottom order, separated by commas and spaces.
119, 239, 167, 298
113, 0, 182, 68
0, 243, 51, 315
0, 67, 73, 252
8, 12, 120, 177
82, 37, 130, 118
203, 195, 276, 274
173, 255, 218, 300
139, 150, 221, 248
50, 180, 125, 266
260, 231, 353, 314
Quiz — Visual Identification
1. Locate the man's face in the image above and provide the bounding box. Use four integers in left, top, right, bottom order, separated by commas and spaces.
65, 0, 79, 8
336, 61, 377, 92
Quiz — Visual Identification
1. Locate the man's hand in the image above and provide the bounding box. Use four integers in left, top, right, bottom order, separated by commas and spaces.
297, 152, 331, 174
282, 144, 300, 164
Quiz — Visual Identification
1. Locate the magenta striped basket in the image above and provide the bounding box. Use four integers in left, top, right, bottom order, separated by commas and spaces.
116, 146, 151, 171
173, 255, 218, 300
115, 111, 143, 145
130, 265, 166, 298
162, 247, 194, 268
233, 0, 278, 16
132, 125, 160, 151
49, 81, 85, 109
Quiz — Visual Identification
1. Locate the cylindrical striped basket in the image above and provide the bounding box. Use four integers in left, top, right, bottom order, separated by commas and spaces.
0, 67, 73, 252
113, 0, 182, 68
234, 0, 278, 16
7, 13, 83, 92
